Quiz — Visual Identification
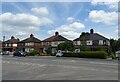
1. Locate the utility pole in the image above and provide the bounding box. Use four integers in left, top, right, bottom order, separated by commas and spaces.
2, 36, 5, 54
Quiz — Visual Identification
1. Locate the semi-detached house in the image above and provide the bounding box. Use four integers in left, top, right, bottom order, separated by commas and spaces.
17, 34, 45, 52
73, 29, 110, 52
2, 36, 19, 53
42, 32, 70, 54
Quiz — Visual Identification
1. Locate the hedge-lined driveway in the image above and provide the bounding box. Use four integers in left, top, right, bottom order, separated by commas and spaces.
2, 55, 118, 80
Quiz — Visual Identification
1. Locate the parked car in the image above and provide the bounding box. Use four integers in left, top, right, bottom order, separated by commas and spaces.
13, 51, 26, 57
116, 50, 120, 60
56, 50, 63, 57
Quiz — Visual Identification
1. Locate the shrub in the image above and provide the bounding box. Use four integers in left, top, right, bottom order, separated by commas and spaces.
63, 52, 79, 57
45, 48, 52, 55
109, 54, 116, 59
27, 50, 40, 56
79, 51, 108, 59
63, 51, 108, 59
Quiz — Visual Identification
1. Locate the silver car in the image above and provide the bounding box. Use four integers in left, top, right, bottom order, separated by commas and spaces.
56, 50, 63, 57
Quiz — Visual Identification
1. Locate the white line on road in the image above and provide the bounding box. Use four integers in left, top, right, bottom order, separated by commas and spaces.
89, 62, 118, 66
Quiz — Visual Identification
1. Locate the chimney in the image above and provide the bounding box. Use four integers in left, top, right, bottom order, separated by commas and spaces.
30, 34, 34, 37
55, 32, 59, 36
3, 36, 5, 42
17, 38, 20, 41
11, 36, 15, 39
90, 29, 94, 34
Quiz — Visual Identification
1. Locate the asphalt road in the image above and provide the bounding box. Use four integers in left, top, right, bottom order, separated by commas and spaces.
1, 55, 118, 80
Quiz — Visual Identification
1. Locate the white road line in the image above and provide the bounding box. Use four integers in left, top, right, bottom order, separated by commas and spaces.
89, 62, 118, 66
52, 59, 76, 62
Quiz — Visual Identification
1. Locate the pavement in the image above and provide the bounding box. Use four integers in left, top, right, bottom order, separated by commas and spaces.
1, 55, 118, 80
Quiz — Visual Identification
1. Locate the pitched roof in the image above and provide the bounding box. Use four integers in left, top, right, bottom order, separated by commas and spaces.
73, 30, 109, 41
90, 33, 109, 40
4, 36, 19, 44
20, 34, 41, 43
42, 32, 69, 42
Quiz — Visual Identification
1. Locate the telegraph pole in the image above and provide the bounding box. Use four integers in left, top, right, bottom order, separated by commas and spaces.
2, 36, 5, 54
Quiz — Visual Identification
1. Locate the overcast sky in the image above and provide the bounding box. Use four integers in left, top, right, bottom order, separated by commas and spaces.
1, 1, 119, 41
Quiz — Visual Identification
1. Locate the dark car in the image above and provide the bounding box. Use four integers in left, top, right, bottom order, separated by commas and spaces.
13, 51, 26, 57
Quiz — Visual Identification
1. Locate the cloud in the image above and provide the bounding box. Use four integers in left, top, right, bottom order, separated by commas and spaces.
91, 0, 118, 9
67, 17, 75, 22
89, 10, 118, 25
31, 7, 49, 16
48, 21, 85, 40
1, 12, 53, 39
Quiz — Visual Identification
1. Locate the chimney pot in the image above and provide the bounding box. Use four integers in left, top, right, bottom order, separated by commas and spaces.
90, 29, 94, 34
11, 36, 14, 39
55, 32, 59, 36
30, 34, 34, 37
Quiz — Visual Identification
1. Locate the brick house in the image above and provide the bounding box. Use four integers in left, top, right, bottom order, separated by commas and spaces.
17, 34, 45, 52
2, 36, 20, 53
73, 29, 110, 52
42, 32, 70, 54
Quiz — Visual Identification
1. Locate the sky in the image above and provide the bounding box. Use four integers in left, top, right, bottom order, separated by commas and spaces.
0, 1, 119, 41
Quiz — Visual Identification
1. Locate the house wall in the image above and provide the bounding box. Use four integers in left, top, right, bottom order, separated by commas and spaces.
51, 41, 64, 47
74, 40, 110, 46
42, 42, 51, 46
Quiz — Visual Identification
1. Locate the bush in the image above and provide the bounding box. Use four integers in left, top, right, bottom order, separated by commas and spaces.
45, 48, 52, 55
63, 51, 108, 59
63, 52, 79, 57
27, 50, 40, 56
109, 54, 116, 59
79, 51, 108, 59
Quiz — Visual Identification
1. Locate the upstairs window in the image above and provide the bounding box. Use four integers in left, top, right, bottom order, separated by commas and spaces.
93, 40, 99, 46
25, 42, 34, 46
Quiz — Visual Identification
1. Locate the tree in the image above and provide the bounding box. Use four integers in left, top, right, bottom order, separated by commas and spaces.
45, 47, 52, 55
58, 41, 75, 52
110, 38, 120, 54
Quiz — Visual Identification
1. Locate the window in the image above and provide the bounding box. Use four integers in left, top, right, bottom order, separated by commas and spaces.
103, 40, 106, 45
93, 40, 99, 45
81, 41, 86, 45
86, 40, 92, 45
25, 42, 34, 46
99, 40, 103, 45
25, 48, 34, 52
54, 42, 58, 45
9, 44, 12, 47
74, 41, 77, 45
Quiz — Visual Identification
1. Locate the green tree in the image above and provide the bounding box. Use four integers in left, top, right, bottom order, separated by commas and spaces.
45, 47, 52, 55
58, 41, 75, 52
110, 38, 120, 54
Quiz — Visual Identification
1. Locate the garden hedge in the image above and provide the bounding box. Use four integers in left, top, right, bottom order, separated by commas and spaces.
63, 51, 108, 59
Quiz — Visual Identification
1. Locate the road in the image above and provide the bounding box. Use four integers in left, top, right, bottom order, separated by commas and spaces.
1, 55, 118, 80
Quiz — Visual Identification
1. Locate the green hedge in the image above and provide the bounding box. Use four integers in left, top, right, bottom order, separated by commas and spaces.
26, 50, 40, 56
63, 51, 108, 59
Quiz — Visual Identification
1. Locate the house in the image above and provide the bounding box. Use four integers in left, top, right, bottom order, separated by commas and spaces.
73, 29, 110, 52
2, 36, 20, 53
42, 32, 70, 54
17, 34, 45, 52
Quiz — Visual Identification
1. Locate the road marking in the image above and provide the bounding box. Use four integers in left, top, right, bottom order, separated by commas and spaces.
2, 60, 46, 67
89, 62, 118, 66
52, 59, 76, 62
